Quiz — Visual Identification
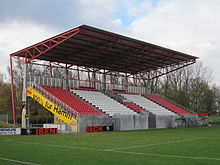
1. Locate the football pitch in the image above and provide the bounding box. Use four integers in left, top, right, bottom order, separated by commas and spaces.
0, 126, 220, 165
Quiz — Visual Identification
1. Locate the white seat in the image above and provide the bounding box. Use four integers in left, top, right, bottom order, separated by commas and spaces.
120, 93, 177, 116
71, 90, 138, 116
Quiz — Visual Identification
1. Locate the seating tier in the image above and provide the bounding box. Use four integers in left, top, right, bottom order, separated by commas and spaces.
71, 89, 138, 116
123, 102, 144, 113
120, 93, 177, 116
144, 94, 193, 115
40, 86, 103, 115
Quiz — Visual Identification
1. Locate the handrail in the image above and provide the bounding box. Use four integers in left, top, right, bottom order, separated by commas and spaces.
33, 84, 79, 117
150, 94, 195, 114
28, 74, 150, 94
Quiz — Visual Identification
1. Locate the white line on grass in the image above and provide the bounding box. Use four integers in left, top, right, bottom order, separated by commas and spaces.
19, 141, 105, 152
0, 157, 41, 165
7, 137, 220, 162
3, 139, 14, 142
14, 137, 206, 153
109, 150, 220, 161
105, 137, 206, 151
14, 140, 220, 162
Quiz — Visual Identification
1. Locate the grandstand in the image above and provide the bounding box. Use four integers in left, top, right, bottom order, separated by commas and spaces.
9, 25, 207, 132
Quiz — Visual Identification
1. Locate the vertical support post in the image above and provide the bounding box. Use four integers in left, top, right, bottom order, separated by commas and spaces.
77, 66, 80, 87
49, 62, 53, 86
110, 72, 113, 89
26, 96, 30, 129
125, 74, 128, 92
102, 71, 106, 90
10, 56, 16, 125
133, 75, 136, 86
92, 70, 96, 88
22, 61, 28, 128
65, 64, 69, 89
110, 72, 112, 84
133, 75, 137, 93
87, 68, 91, 87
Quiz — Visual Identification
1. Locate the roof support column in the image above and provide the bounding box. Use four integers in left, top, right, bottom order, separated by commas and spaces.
22, 61, 29, 128
124, 74, 128, 92
92, 71, 96, 89
10, 56, 16, 125
133, 75, 137, 93
133, 75, 136, 86
102, 72, 106, 91
110, 72, 112, 84
49, 62, 53, 86
64, 64, 69, 90
77, 66, 80, 88
87, 69, 91, 87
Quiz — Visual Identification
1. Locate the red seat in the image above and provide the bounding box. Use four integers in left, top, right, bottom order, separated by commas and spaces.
123, 102, 144, 113
144, 94, 193, 115
39, 86, 103, 116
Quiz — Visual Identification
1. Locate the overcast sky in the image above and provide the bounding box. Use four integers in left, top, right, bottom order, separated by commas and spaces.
0, 0, 220, 85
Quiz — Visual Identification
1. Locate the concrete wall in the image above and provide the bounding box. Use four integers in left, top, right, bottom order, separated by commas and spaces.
72, 114, 201, 133
43, 123, 76, 133
174, 118, 186, 128
148, 113, 156, 129
156, 115, 176, 129
77, 115, 114, 132
113, 114, 148, 131
77, 113, 176, 132
173, 115, 200, 128
199, 118, 208, 126
185, 115, 198, 127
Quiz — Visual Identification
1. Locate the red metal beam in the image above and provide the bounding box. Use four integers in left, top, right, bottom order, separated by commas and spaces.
11, 28, 80, 63
137, 59, 196, 80
10, 56, 16, 125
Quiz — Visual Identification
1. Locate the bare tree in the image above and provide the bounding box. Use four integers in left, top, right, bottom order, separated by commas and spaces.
160, 62, 218, 113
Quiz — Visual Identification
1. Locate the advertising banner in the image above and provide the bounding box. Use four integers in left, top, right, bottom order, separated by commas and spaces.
21, 128, 58, 135
54, 116, 65, 124
0, 128, 21, 135
27, 88, 78, 131
86, 126, 113, 132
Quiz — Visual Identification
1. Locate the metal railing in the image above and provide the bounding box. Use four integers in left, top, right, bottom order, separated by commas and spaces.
27, 74, 150, 94
33, 84, 79, 117
153, 93, 196, 114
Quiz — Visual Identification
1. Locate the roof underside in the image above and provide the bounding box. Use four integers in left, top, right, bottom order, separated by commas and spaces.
11, 25, 198, 75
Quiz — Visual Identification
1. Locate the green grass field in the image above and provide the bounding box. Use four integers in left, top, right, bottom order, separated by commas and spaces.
0, 126, 220, 165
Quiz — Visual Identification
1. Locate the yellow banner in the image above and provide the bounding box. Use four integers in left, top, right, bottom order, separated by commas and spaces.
27, 88, 78, 131
54, 116, 65, 124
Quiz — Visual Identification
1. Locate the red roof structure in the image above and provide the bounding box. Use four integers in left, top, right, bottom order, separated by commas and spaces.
11, 25, 197, 79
